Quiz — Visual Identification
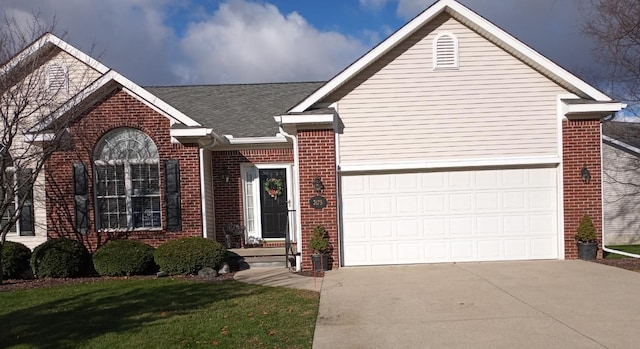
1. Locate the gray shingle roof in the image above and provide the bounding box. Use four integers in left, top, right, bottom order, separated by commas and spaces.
603, 121, 640, 149
145, 82, 324, 137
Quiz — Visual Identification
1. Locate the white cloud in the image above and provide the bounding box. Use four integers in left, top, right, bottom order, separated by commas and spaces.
359, 0, 392, 11
175, 0, 367, 84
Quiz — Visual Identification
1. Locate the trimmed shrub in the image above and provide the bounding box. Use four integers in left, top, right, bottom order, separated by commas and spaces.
2, 241, 32, 279
31, 238, 92, 278
154, 237, 227, 275
93, 240, 157, 276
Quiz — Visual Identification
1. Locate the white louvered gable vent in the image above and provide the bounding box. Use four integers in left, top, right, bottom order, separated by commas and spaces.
433, 33, 458, 69
47, 63, 68, 92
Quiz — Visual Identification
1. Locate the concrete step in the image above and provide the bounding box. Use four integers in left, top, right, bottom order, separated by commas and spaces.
228, 247, 294, 269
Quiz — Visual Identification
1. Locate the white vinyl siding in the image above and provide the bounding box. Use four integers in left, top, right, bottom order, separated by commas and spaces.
324, 14, 569, 165
602, 142, 640, 245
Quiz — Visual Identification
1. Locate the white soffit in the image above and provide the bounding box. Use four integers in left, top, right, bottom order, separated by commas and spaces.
289, 0, 612, 113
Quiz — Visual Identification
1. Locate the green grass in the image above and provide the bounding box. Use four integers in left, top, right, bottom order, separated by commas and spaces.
604, 245, 640, 259
0, 278, 319, 348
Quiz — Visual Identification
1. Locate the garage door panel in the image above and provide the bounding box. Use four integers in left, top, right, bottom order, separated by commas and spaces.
342, 167, 559, 266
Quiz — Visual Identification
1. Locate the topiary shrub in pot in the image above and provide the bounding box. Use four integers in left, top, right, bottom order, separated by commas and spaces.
30, 238, 93, 278
154, 237, 227, 275
309, 224, 330, 273
575, 214, 598, 260
93, 239, 157, 276
2, 241, 32, 279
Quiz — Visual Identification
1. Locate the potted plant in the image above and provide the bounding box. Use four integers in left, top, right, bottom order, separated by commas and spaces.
575, 214, 598, 260
309, 224, 330, 273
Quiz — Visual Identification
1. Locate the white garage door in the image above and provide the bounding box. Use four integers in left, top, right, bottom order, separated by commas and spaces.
341, 167, 559, 266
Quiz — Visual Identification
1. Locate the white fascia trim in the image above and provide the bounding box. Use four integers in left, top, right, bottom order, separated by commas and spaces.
275, 114, 335, 125
170, 128, 214, 138
2, 33, 108, 75
224, 135, 288, 145
290, 0, 611, 113
111, 72, 200, 127
603, 135, 640, 154
45, 70, 203, 133
339, 155, 561, 172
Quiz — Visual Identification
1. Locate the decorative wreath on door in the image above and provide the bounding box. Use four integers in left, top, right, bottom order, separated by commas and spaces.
264, 178, 284, 199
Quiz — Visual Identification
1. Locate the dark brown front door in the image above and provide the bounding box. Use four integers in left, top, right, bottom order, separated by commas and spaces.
259, 168, 288, 238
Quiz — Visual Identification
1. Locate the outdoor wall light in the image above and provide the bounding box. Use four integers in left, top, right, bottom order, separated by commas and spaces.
581, 164, 591, 184
313, 177, 324, 193
221, 166, 230, 183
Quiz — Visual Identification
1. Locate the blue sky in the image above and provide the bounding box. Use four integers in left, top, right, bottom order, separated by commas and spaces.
3, 0, 596, 87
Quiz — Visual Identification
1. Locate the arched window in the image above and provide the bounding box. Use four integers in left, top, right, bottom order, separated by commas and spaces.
433, 33, 459, 69
94, 128, 161, 230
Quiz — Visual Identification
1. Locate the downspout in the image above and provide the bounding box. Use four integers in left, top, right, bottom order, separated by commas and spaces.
199, 134, 218, 239
276, 119, 303, 272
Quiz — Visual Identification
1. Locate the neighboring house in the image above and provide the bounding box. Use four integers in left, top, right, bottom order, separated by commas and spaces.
602, 121, 640, 246
3, 0, 623, 270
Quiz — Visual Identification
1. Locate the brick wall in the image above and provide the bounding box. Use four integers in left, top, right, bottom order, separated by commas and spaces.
45, 88, 202, 252
211, 148, 293, 244
562, 119, 603, 259
297, 129, 338, 271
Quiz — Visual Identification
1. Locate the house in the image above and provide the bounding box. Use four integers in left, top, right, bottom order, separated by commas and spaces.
602, 121, 640, 246
3, 0, 623, 271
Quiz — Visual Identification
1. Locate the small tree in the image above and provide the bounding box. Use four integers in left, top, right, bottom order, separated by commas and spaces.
0, 13, 94, 283
584, 0, 640, 112
575, 214, 597, 243
308, 224, 329, 254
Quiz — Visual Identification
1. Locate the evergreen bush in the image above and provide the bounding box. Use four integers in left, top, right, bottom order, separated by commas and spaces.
154, 237, 227, 275
30, 238, 92, 278
2, 241, 32, 279
93, 240, 157, 276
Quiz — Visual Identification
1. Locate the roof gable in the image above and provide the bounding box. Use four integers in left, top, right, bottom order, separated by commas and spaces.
289, 0, 612, 113
1, 32, 108, 76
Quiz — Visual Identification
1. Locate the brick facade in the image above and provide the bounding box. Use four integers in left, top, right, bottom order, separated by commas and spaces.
211, 148, 294, 245
297, 129, 339, 271
562, 119, 603, 259
45, 88, 202, 252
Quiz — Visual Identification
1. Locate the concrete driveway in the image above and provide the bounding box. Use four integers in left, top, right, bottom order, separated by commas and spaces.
313, 260, 640, 349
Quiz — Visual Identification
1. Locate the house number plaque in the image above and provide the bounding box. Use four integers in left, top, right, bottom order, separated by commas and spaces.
309, 195, 327, 210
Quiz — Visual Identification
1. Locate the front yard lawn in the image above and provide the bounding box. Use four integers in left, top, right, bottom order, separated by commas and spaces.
0, 278, 319, 348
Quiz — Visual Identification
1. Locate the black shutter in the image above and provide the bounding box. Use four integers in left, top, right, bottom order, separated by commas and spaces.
18, 168, 34, 236
73, 163, 89, 234
164, 159, 181, 231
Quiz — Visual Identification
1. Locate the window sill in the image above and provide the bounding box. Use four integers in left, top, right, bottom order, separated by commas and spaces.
98, 227, 163, 233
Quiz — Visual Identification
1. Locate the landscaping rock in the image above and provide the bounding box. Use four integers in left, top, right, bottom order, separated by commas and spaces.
219, 263, 231, 274
198, 267, 218, 278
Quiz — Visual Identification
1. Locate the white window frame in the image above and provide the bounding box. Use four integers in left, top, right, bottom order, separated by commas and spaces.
241, 163, 294, 241
433, 32, 459, 70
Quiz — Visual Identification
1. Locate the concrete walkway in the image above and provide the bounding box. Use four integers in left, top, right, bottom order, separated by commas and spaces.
234, 267, 323, 292
314, 260, 640, 349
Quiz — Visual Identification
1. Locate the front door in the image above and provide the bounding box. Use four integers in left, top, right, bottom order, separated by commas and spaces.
259, 168, 288, 238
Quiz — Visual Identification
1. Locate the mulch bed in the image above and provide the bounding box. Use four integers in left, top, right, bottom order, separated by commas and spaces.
3, 259, 640, 292
592, 258, 640, 271
0, 272, 236, 292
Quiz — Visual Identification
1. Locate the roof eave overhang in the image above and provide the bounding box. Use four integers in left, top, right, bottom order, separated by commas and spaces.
274, 113, 335, 129
563, 100, 625, 120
